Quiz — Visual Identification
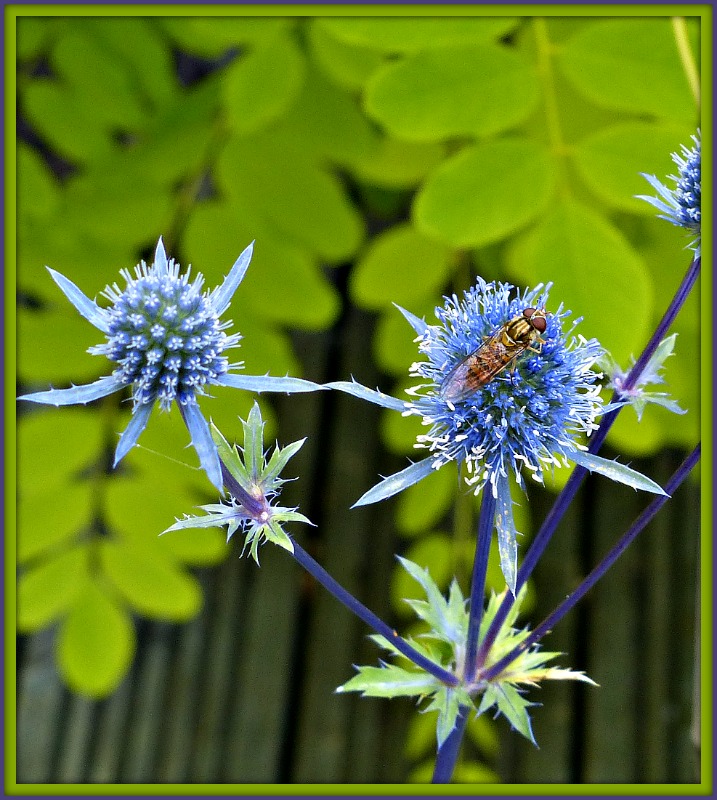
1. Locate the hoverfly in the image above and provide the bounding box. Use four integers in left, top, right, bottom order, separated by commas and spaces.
440, 307, 548, 403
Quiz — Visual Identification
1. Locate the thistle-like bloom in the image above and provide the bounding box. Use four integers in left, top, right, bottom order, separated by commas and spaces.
329, 279, 666, 591
162, 404, 312, 564
18, 239, 321, 491
638, 131, 701, 254
405, 280, 604, 496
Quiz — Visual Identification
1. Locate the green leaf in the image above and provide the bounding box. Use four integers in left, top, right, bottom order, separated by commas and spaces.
266, 62, 380, 166
159, 17, 293, 57
57, 579, 135, 698
23, 79, 114, 163
266, 520, 295, 554
308, 19, 386, 91
18, 145, 60, 223
18, 545, 90, 632
124, 76, 222, 187
104, 466, 228, 567
426, 687, 466, 749
484, 683, 536, 744
183, 201, 340, 330
318, 17, 519, 53
572, 122, 695, 213
100, 539, 202, 621
263, 437, 306, 485
17, 305, 109, 385
365, 44, 539, 141
350, 223, 454, 311
337, 665, 438, 698
60, 167, 172, 244
17, 16, 56, 60
505, 198, 653, 364
242, 402, 265, 479
557, 18, 698, 123
570, 450, 668, 495
390, 533, 454, 617
346, 136, 446, 189
220, 136, 365, 264
18, 479, 93, 565
18, 408, 104, 499
17, 410, 105, 564
224, 31, 305, 135
52, 26, 147, 130
210, 420, 250, 486
414, 138, 555, 248
74, 18, 177, 108
398, 556, 461, 643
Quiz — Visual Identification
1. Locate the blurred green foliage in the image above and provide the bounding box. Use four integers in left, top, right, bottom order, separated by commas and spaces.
15, 12, 700, 779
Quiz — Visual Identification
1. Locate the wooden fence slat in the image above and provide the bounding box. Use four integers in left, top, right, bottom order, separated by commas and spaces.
292, 308, 386, 783
503, 487, 585, 783
87, 679, 134, 782
55, 695, 95, 783
17, 629, 65, 783
121, 623, 178, 782
223, 548, 301, 782
583, 474, 649, 782
187, 554, 248, 782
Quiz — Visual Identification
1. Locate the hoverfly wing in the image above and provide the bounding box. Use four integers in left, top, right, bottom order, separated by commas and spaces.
439, 351, 484, 403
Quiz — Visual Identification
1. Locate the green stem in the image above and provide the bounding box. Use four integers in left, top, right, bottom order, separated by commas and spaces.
672, 17, 700, 107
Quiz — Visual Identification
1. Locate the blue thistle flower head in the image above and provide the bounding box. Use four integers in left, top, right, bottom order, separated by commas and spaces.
95, 241, 243, 411
405, 279, 605, 497
19, 238, 255, 491
332, 280, 666, 592
638, 131, 701, 254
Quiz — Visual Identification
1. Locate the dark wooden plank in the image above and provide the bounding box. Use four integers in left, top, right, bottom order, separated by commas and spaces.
17, 629, 66, 783
582, 471, 644, 782
55, 695, 95, 782
120, 623, 176, 781
292, 307, 388, 782
186, 553, 249, 782
152, 583, 212, 782
87, 679, 133, 782
664, 453, 700, 782
502, 483, 585, 783
223, 547, 302, 782
636, 451, 675, 782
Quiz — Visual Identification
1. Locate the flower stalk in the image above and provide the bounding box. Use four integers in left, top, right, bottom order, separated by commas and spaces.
463, 489, 496, 682
474, 254, 700, 669
481, 443, 700, 683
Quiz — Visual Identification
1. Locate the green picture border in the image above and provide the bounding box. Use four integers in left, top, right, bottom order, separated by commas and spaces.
5, 2, 712, 796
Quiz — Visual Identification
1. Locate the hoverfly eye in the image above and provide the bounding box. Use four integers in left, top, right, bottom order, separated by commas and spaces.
522, 307, 537, 319
531, 315, 547, 334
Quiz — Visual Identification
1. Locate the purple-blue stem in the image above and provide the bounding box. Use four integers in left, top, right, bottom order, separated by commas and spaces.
432, 490, 494, 785
480, 443, 700, 683
218, 457, 459, 685
288, 539, 459, 687
474, 255, 701, 668
463, 489, 496, 681
431, 704, 470, 784
220, 458, 458, 687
